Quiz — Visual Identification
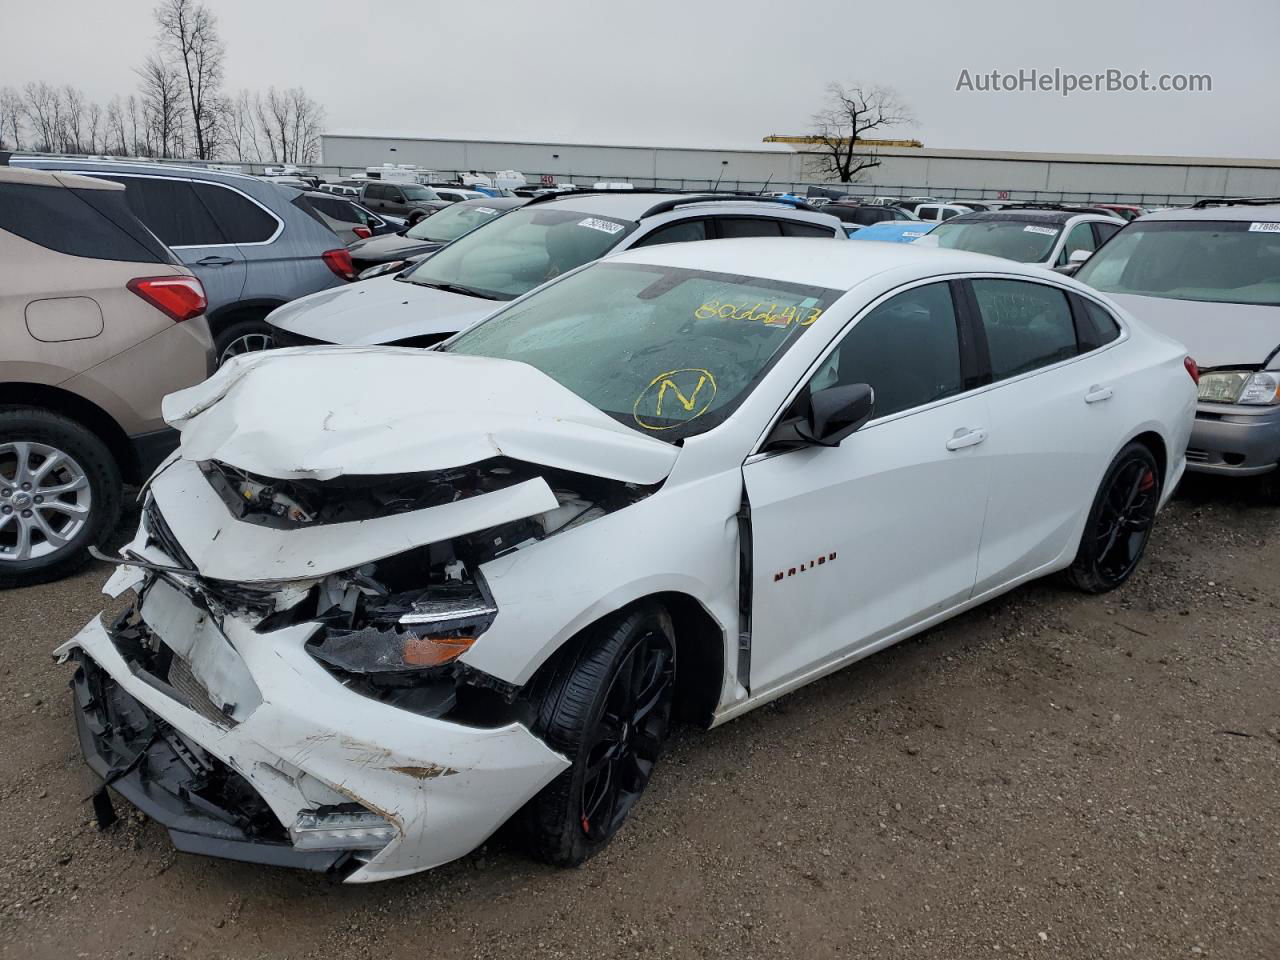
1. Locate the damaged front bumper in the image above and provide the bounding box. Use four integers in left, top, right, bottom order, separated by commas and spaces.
62, 593, 570, 883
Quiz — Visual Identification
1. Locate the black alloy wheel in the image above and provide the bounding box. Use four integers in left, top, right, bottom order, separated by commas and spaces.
1067, 442, 1161, 593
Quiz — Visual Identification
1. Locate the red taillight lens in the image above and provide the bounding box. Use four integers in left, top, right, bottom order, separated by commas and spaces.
322, 248, 356, 281
127, 276, 207, 322
1184, 356, 1200, 384
353, 226, 372, 239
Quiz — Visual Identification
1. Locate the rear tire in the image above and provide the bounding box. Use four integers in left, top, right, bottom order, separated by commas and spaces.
0, 408, 122, 589
520, 602, 676, 867
1066, 442, 1161, 594
214, 318, 275, 366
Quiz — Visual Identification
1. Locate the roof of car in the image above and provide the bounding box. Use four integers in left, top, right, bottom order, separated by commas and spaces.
1140, 203, 1280, 222
12, 156, 266, 187
530, 191, 823, 222
0, 166, 122, 190
606, 236, 1050, 291
943, 209, 1087, 225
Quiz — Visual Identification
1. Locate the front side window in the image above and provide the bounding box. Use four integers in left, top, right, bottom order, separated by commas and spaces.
1058, 221, 1098, 265
930, 218, 1063, 263
402, 206, 635, 300
809, 282, 964, 420
405, 202, 510, 243
1075, 220, 1280, 306
445, 261, 842, 440
972, 278, 1077, 379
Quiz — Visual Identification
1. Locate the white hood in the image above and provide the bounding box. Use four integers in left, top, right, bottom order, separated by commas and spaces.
1108, 293, 1280, 369
161, 347, 679, 485
267, 274, 500, 345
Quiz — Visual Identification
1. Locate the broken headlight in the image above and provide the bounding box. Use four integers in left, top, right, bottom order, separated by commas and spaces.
309, 579, 498, 676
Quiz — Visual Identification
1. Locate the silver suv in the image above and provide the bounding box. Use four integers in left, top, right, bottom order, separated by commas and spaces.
1074, 198, 1280, 488
268, 192, 847, 349
13, 158, 357, 364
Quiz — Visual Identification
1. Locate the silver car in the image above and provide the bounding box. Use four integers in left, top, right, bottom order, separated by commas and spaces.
13, 158, 356, 364
1074, 199, 1280, 487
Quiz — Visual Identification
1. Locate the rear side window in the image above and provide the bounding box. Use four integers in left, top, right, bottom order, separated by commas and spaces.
633, 219, 709, 247
193, 183, 278, 243
971, 278, 1078, 379
0, 181, 169, 263
101, 176, 226, 247
780, 221, 836, 238
364, 184, 385, 200
717, 217, 783, 239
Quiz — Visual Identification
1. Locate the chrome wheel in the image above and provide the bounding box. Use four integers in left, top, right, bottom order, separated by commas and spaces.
0, 441, 92, 563
217, 331, 274, 365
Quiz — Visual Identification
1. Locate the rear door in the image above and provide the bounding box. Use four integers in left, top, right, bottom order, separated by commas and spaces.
100, 175, 247, 313
964, 277, 1122, 591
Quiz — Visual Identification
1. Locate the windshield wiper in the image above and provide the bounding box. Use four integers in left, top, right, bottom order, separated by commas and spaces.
403, 279, 502, 300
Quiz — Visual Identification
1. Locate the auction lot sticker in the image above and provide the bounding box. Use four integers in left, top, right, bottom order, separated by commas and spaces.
578, 218, 625, 235
1248, 222, 1280, 233
1023, 225, 1058, 236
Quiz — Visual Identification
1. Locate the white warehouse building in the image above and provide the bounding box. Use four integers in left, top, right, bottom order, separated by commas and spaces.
320, 129, 1280, 204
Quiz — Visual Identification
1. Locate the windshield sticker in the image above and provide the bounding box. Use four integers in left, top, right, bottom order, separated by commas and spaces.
1023, 225, 1058, 236
633, 368, 717, 431
694, 299, 823, 326
578, 217, 625, 235
1248, 222, 1280, 233
474, 206, 498, 215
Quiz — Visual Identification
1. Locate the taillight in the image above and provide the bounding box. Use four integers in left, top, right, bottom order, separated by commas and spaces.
1184, 356, 1200, 384
322, 248, 356, 282
353, 226, 372, 239
127, 276, 206, 322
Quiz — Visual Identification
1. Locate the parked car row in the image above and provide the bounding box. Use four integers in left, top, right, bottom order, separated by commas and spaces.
4, 155, 1278, 888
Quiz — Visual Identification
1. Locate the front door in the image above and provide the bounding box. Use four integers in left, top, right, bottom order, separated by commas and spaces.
743, 280, 991, 692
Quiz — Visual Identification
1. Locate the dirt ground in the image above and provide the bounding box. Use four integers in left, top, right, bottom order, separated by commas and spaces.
1, 474, 1278, 960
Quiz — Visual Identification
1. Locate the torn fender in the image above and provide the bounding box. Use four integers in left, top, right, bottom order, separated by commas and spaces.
150, 457, 558, 581
161, 348, 680, 485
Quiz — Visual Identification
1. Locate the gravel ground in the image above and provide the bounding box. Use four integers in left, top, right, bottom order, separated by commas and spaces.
1, 475, 1278, 960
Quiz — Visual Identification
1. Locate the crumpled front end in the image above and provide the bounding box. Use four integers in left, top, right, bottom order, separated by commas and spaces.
58, 350, 680, 880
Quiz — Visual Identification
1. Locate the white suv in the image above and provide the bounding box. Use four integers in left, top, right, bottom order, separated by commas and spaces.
266, 193, 847, 348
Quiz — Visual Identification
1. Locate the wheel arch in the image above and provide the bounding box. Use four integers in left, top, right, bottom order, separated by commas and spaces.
522, 590, 728, 730
0, 383, 136, 482
205, 299, 287, 338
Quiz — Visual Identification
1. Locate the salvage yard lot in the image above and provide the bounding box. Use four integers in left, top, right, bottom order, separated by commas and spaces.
2, 475, 1278, 960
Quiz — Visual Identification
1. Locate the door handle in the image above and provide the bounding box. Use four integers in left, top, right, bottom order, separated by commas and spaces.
945, 427, 988, 451
195, 255, 235, 266
1084, 384, 1114, 404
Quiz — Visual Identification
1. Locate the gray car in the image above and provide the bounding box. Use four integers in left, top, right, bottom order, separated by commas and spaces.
268, 192, 847, 349
1074, 199, 1280, 489
357, 181, 452, 224
13, 158, 355, 364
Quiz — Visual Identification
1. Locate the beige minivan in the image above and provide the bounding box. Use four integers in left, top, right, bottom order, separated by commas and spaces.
0, 165, 214, 586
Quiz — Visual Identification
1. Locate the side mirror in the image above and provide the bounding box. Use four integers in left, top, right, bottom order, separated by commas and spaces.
764, 383, 876, 451
1054, 249, 1093, 275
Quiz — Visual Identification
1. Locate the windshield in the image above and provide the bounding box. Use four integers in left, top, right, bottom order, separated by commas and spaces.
929, 218, 1062, 262
1075, 219, 1280, 307
445, 261, 842, 441
402, 206, 635, 300
399, 184, 439, 201
405, 202, 509, 243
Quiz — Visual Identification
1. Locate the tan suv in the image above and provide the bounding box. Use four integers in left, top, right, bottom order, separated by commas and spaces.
0, 165, 214, 586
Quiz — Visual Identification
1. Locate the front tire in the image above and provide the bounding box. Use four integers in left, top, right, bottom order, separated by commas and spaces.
521, 602, 676, 866
1066, 441, 1161, 593
0, 408, 122, 588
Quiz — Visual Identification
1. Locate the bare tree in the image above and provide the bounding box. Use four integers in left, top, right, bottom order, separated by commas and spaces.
22, 81, 60, 151
86, 101, 103, 154
136, 55, 187, 157
62, 85, 86, 152
0, 87, 22, 151
106, 96, 127, 154
125, 95, 143, 155
222, 89, 264, 162
154, 0, 225, 159
805, 82, 912, 183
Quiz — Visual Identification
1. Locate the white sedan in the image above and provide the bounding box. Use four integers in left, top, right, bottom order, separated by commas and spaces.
60, 239, 1197, 882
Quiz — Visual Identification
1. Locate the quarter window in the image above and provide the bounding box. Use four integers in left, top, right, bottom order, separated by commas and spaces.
971, 279, 1078, 379
1079, 297, 1122, 348
810, 282, 964, 420
0, 181, 169, 263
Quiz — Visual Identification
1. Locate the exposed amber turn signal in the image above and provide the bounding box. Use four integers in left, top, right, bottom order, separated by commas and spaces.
402, 634, 477, 667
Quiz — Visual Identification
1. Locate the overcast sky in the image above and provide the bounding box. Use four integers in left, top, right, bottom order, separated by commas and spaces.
6, 0, 1279, 158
